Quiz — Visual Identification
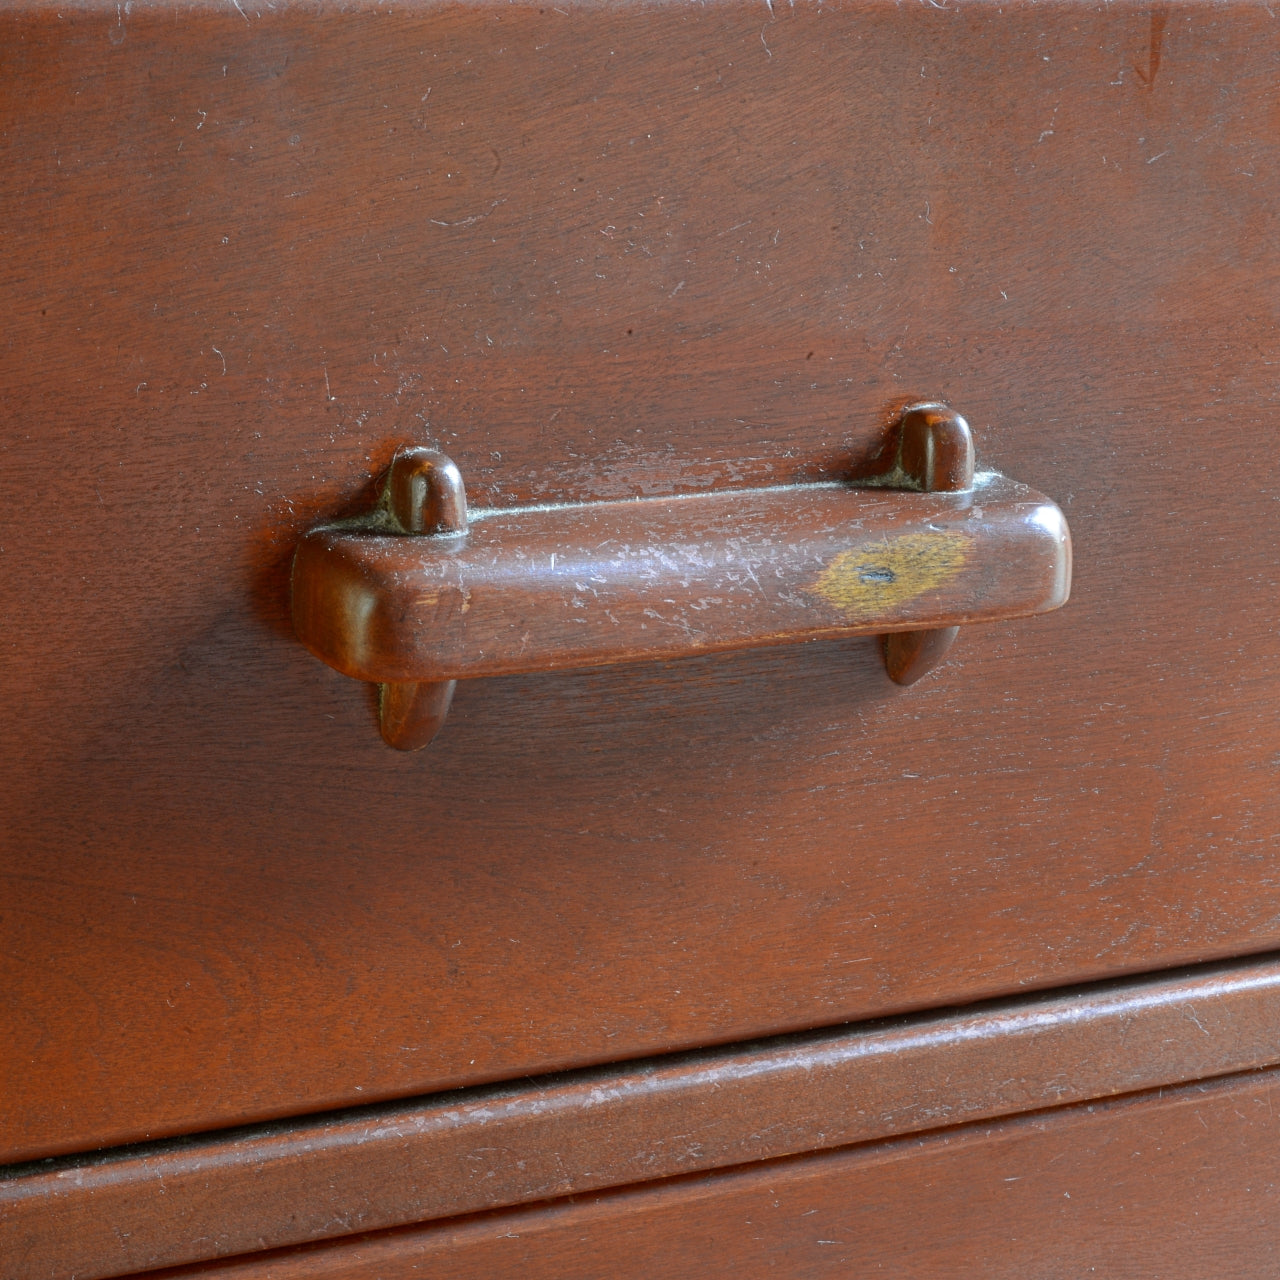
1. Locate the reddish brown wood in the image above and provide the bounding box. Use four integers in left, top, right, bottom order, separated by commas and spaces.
383, 448, 468, 538
150, 1069, 1280, 1279
379, 678, 455, 751
291, 458, 1069, 684
4, 0, 1280, 1166
297, 403, 1028, 741
5, 955, 1280, 1279
883, 624, 961, 686
895, 403, 976, 494
881, 403, 974, 683
375, 448, 467, 747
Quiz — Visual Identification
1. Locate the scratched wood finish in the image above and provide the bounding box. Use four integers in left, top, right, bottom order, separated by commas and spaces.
4, 0, 1280, 1162
292, 469, 1070, 683
4, 955, 1279, 1280
148, 1070, 1280, 1279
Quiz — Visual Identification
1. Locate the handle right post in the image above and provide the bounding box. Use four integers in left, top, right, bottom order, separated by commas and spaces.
882, 404, 974, 686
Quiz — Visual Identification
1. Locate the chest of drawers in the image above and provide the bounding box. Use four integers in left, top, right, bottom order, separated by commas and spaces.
4, 1, 1280, 1274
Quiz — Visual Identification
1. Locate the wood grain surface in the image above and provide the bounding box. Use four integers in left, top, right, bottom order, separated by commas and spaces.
5, 954, 1280, 1279
152, 1068, 1280, 1279
4, 0, 1280, 1162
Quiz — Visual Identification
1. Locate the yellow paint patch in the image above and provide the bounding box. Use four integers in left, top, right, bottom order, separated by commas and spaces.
808, 532, 972, 619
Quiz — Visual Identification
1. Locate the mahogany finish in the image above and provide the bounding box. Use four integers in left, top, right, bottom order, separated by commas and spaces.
5, 955, 1280, 1279
155, 1069, 1280, 1279
295, 405, 1042, 743
879, 402, 975, 684
894, 404, 976, 496
4, 0, 1280, 1243
374, 447, 468, 747
379, 676, 456, 752
382, 448, 469, 540
882, 624, 962, 688
291, 448, 1067, 680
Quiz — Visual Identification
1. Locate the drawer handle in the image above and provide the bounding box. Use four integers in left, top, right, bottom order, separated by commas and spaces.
291, 405, 1071, 749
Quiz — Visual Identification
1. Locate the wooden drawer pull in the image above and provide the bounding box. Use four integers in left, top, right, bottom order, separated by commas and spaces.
291, 405, 1071, 749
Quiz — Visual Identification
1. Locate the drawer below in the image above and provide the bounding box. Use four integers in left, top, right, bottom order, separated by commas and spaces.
7, 954, 1280, 1280
161, 1066, 1280, 1280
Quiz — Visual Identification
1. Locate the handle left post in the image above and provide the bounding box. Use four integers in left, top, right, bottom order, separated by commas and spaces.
379, 448, 467, 749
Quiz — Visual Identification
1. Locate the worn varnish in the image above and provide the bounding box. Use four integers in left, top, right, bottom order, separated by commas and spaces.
4, 0, 1280, 1170
291, 456, 1069, 681
5, 955, 1280, 1279
149, 1069, 1280, 1278
300, 405, 1045, 747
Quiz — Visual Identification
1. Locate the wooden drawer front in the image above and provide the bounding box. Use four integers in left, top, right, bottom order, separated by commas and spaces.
7, 954, 1280, 1279
4, 0, 1280, 1160
162, 1067, 1280, 1279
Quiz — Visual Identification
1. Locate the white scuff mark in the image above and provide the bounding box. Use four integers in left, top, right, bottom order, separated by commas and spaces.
760, 26, 772, 57
428, 199, 506, 229
670, 279, 685, 297
229, 0, 249, 21
211, 346, 226, 375
1183, 1007, 1211, 1036
1147, 150, 1169, 164
196, 109, 207, 130
323, 365, 334, 401
1037, 105, 1059, 144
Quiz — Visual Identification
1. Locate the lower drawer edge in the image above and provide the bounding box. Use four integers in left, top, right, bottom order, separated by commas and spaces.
157, 1067, 1280, 1280
6, 951, 1280, 1280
